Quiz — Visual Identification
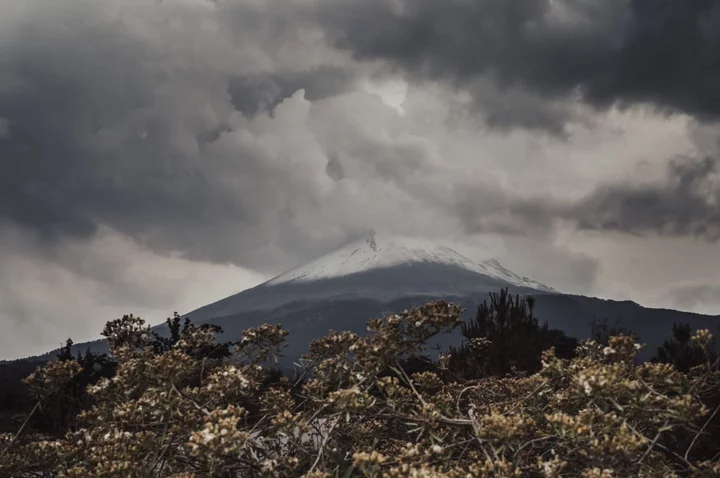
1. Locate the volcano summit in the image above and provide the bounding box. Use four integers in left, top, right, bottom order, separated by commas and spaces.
28, 235, 720, 365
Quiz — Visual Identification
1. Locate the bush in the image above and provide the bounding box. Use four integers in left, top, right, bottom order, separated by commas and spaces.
2, 300, 719, 477
448, 289, 578, 378
654, 323, 718, 373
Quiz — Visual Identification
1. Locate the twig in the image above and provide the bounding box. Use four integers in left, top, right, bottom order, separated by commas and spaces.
514, 436, 555, 458
172, 383, 210, 416
506, 379, 551, 414
456, 385, 481, 417
307, 416, 340, 475
637, 420, 668, 465
685, 404, 720, 460
623, 417, 694, 469
0, 401, 40, 459
392, 360, 427, 408
379, 412, 472, 427
145, 423, 171, 477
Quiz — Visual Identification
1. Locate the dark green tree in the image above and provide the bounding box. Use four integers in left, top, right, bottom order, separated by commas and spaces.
653, 323, 716, 373
151, 312, 233, 361
31, 341, 117, 436
448, 288, 577, 379
589, 317, 636, 346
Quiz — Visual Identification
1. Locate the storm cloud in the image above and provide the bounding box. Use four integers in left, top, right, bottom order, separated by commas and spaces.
1, 0, 720, 357
320, 0, 720, 132
2, 0, 718, 267
453, 154, 720, 242
0, 0, 364, 270
572, 155, 720, 239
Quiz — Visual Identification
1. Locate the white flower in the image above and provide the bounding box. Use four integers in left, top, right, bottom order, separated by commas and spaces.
200, 428, 215, 443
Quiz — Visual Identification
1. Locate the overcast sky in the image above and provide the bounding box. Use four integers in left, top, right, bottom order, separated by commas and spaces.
2, 0, 720, 358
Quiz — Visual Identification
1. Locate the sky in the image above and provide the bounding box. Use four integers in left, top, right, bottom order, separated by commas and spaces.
1, 0, 720, 358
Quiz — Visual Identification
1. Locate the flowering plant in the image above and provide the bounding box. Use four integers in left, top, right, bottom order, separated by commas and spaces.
2, 302, 719, 477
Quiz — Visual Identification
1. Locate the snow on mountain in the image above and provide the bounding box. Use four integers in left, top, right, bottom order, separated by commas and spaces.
267, 233, 555, 292
27, 234, 719, 366
176, 233, 557, 324
479, 259, 556, 293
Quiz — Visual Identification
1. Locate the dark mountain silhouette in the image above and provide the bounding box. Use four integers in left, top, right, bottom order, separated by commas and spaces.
18, 233, 719, 366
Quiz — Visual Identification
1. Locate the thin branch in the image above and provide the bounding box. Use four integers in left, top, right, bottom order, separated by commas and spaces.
172, 383, 210, 416
637, 420, 668, 465
514, 436, 555, 458
392, 360, 427, 408
623, 417, 694, 469
307, 416, 340, 475
456, 385, 481, 417
685, 404, 720, 460
145, 422, 171, 477
0, 401, 40, 459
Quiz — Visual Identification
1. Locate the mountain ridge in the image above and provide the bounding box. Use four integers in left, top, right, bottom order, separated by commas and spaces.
10, 235, 720, 365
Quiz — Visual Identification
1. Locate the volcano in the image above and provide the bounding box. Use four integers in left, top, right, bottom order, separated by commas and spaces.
25, 234, 720, 364
185, 233, 555, 323
176, 233, 718, 365
165, 233, 559, 364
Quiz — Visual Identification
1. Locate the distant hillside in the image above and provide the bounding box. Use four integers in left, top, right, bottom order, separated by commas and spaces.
17, 234, 719, 365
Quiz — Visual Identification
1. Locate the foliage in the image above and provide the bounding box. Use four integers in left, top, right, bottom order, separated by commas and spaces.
12, 339, 117, 437
589, 318, 637, 347
0, 359, 46, 431
149, 313, 233, 361
2, 299, 720, 477
448, 289, 578, 378
654, 323, 718, 373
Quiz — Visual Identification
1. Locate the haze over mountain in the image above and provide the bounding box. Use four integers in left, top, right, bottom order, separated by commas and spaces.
22, 234, 719, 365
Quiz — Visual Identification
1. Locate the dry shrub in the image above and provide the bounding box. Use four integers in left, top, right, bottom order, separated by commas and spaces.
1, 300, 719, 477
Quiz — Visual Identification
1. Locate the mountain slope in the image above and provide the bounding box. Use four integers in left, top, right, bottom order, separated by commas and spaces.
184, 234, 555, 323
22, 234, 720, 365
177, 234, 718, 365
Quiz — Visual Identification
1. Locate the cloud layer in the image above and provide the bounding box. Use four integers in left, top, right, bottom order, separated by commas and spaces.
321, 0, 720, 132
1, 0, 719, 357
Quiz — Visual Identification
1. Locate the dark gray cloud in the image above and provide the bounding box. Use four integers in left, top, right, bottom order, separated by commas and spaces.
319, 0, 720, 131
572, 155, 720, 239
325, 152, 346, 181
3, 0, 720, 358
0, 1, 360, 271
453, 184, 560, 237
0, 0, 718, 280
453, 154, 720, 241
228, 67, 355, 117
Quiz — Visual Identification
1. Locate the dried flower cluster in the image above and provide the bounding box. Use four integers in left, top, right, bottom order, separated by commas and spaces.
2, 303, 719, 477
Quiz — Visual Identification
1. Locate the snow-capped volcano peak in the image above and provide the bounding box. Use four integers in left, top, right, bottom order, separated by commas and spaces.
266, 234, 555, 292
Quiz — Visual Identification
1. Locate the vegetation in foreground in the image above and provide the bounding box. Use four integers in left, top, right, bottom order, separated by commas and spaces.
1, 290, 719, 477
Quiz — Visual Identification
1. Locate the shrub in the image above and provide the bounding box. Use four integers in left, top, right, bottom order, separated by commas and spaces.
1, 300, 719, 477
654, 323, 718, 373
448, 289, 577, 378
